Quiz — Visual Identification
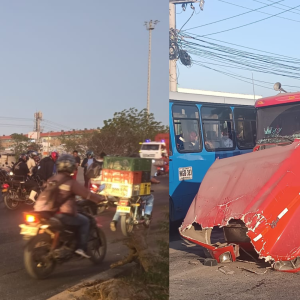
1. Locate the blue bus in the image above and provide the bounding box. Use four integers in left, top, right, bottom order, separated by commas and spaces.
169, 94, 257, 222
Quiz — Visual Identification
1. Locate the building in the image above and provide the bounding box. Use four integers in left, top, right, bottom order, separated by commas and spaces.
171, 88, 263, 105
0, 129, 98, 152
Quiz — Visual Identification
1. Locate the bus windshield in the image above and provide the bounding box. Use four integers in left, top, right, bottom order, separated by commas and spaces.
256, 103, 300, 143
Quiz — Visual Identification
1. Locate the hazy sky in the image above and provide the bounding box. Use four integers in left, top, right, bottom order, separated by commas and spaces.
0, 0, 168, 135
176, 0, 300, 98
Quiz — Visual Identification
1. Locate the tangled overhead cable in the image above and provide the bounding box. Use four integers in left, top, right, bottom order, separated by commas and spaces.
169, 28, 191, 67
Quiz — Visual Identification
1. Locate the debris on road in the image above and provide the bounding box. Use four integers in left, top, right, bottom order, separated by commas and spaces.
218, 266, 235, 275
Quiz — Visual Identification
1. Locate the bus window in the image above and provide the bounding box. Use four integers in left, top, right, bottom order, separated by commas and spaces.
201, 106, 234, 151
172, 105, 202, 152
234, 108, 256, 149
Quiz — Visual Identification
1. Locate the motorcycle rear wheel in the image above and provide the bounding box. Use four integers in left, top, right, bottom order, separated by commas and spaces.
88, 227, 107, 264
4, 193, 19, 210
120, 210, 134, 237
24, 233, 56, 279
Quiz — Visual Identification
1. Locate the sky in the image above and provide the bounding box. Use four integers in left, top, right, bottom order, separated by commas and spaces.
0, 0, 168, 135
175, 0, 300, 98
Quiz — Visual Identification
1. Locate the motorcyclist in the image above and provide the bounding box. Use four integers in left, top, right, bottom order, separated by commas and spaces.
12, 153, 39, 202
37, 151, 59, 182
27, 151, 38, 176
34, 154, 104, 258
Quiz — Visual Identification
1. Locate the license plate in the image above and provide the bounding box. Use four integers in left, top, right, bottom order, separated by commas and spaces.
116, 206, 131, 213
20, 225, 39, 236
2, 189, 7, 192
179, 167, 193, 181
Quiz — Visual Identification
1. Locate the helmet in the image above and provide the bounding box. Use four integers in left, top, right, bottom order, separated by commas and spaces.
86, 151, 94, 158
28, 151, 38, 158
56, 154, 76, 174
50, 151, 59, 162
20, 153, 28, 161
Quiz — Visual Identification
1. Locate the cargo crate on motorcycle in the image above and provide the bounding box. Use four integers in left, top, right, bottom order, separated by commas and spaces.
103, 156, 151, 172
102, 169, 142, 185
100, 182, 140, 198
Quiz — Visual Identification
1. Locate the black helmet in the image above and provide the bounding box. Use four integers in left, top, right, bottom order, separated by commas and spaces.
28, 151, 38, 158
86, 150, 94, 158
20, 153, 28, 161
56, 154, 76, 174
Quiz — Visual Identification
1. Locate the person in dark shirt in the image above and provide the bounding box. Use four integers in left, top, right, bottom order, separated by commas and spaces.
37, 152, 59, 182
81, 151, 96, 188
13, 154, 39, 201
72, 150, 81, 180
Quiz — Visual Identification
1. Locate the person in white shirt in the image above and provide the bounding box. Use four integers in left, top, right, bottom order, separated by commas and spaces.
221, 128, 233, 148
27, 151, 38, 175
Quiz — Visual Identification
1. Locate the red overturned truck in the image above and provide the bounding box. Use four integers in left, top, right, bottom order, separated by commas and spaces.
179, 83, 300, 273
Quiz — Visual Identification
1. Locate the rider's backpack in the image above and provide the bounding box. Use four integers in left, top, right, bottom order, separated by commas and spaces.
85, 161, 103, 179
35, 176, 71, 213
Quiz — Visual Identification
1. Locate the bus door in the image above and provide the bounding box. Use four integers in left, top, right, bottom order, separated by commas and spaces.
170, 103, 208, 221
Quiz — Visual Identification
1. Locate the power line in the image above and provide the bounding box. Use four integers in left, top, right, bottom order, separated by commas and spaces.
179, 9, 195, 33
43, 119, 73, 130
193, 61, 276, 90
188, 3, 300, 37
217, 0, 300, 24
178, 33, 300, 79
193, 59, 300, 89
252, 0, 300, 16
183, 0, 285, 31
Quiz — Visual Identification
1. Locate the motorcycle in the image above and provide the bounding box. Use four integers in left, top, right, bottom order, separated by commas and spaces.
3, 174, 43, 210
90, 183, 117, 214
117, 194, 153, 237
154, 158, 169, 176
19, 199, 107, 279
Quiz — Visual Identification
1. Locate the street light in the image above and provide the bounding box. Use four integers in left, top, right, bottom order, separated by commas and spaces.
144, 20, 159, 115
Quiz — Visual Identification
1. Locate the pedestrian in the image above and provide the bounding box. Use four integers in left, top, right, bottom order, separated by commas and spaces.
72, 150, 81, 180
81, 151, 95, 188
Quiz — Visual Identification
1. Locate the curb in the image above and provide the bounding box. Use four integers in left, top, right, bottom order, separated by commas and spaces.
47, 265, 133, 300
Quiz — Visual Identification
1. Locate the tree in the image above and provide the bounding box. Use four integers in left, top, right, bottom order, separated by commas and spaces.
88, 108, 168, 156
58, 130, 94, 154
11, 133, 30, 159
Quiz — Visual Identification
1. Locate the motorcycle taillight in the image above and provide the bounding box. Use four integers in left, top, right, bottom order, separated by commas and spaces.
119, 200, 129, 206
25, 214, 37, 223
2, 183, 9, 189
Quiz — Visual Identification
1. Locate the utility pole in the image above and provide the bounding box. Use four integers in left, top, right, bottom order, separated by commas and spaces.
145, 20, 159, 115
169, 2, 177, 92
169, 0, 205, 92
34, 112, 43, 143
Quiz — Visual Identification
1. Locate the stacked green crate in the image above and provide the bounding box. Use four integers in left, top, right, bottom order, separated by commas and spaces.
102, 156, 152, 197
103, 156, 151, 172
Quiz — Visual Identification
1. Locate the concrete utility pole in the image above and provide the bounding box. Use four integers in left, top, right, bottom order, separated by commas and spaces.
34, 112, 43, 143
145, 20, 159, 115
169, 0, 205, 92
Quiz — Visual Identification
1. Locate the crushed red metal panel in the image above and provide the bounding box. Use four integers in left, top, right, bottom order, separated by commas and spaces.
179, 140, 300, 272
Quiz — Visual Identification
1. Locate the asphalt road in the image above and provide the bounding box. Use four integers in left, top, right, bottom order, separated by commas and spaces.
169, 222, 300, 300
0, 172, 168, 300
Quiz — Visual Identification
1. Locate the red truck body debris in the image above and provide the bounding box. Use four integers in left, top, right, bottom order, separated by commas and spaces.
179, 139, 300, 272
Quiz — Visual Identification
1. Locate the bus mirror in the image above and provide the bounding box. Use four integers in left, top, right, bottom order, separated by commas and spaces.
274, 82, 287, 93
274, 82, 281, 91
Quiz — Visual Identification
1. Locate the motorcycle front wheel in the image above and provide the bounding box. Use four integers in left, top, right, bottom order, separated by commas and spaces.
24, 233, 56, 279
88, 227, 107, 264
120, 210, 134, 237
4, 193, 19, 210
